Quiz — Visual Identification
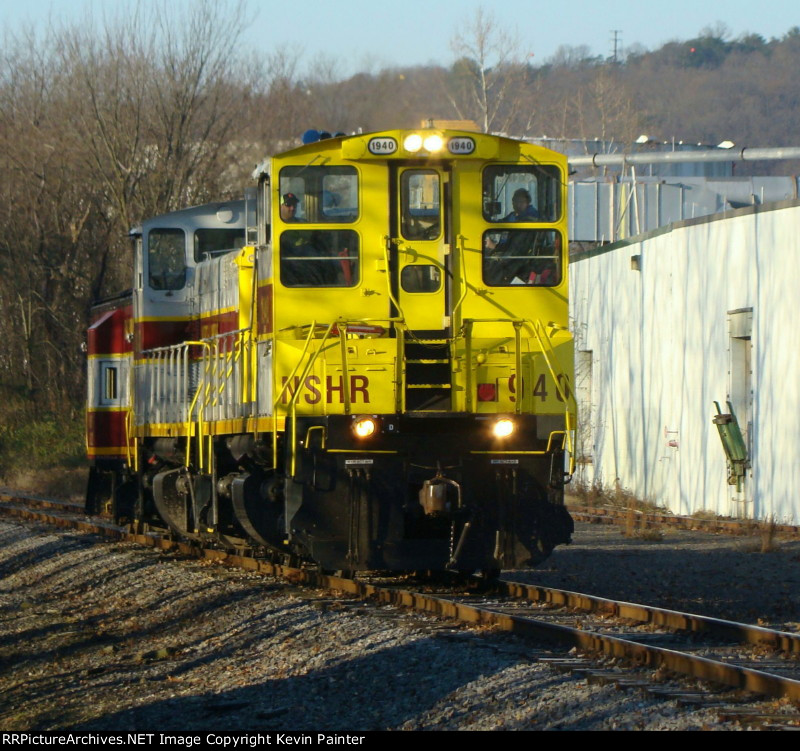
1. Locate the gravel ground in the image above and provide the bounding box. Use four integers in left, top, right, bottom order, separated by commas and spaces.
1, 516, 798, 732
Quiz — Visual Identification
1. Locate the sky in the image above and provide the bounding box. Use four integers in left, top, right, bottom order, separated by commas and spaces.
2, 0, 798, 76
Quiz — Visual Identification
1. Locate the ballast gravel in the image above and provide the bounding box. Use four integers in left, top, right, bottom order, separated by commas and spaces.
1, 516, 797, 732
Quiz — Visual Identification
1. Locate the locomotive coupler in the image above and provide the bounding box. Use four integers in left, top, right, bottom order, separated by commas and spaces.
419, 465, 462, 516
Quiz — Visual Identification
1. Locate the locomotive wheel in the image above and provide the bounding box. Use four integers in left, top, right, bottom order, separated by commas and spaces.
152, 468, 201, 540
231, 470, 285, 552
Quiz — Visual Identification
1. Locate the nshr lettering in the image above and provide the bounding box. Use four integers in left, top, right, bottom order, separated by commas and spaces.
280, 375, 370, 405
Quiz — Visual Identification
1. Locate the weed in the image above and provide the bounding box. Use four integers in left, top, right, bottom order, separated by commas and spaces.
739, 516, 781, 553
570, 480, 607, 506
624, 499, 638, 538
636, 527, 665, 542
759, 516, 779, 553
690, 509, 720, 521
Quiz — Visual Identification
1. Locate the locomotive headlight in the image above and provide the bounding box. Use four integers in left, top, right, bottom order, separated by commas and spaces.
352, 416, 378, 439
423, 134, 443, 153
492, 418, 515, 439
403, 134, 423, 153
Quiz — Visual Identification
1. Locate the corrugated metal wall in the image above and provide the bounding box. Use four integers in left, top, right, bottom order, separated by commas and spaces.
570, 199, 800, 523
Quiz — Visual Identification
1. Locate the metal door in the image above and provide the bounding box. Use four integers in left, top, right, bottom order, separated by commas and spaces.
390, 166, 451, 335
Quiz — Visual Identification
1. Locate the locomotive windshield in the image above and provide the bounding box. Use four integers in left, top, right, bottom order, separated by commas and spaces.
148, 228, 186, 290
194, 228, 246, 261
401, 170, 441, 241
482, 164, 561, 223
279, 165, 358, 222
280, 229, 359, 287
482, 229, 562, 287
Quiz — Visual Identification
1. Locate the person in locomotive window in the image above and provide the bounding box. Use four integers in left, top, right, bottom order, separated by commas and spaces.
484, 189, 540, 254
280, 192, 302, 222
501, 188, 540, 222
483, 230, 558, 286
280, 230, 342, 287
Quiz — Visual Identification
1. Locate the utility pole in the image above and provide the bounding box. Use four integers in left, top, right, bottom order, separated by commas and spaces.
610, 30, 622, 63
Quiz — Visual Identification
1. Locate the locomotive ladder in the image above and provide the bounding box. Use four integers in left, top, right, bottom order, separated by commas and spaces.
402, 336, 452, 412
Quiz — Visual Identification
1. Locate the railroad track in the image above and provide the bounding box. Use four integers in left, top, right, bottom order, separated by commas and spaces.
2, 488, 800, 726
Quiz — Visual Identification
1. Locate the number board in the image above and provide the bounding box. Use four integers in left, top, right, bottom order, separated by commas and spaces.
448, 137, 475, 155
368, 137, 398, 155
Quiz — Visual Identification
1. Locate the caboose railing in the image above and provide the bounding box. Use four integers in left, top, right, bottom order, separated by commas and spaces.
135, 327, 253, 471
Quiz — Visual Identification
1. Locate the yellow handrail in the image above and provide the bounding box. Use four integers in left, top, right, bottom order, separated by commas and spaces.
528, 319, 577, 473
183, 341, 213, 469
286, 322, 336, 476
272, 321, 320, 468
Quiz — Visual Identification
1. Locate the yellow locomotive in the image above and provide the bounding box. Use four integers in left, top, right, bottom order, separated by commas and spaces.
86, 128, 575, 573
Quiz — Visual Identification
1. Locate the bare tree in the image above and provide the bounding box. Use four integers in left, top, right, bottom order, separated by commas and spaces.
444, 6, 532, 133
0, 0, 257, 421
61, 0, 253, 226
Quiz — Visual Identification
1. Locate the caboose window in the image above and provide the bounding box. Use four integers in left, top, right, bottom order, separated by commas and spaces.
279, 166, 358, 223
280, 229, 359, 287
148, 228, 186, 290
482, 165, 561, 223
103, 365, 118, 403
482, 229, 562, 287
401, 170, 441, 240
194, 228, 246, 261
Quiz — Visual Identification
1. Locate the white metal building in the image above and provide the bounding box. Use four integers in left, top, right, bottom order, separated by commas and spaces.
569, 198, 800, 523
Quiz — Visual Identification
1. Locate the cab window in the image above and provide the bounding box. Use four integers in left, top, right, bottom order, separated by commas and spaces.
482, 165, 561, 223
401, 265, 441, 293
280, 229, 359, 288
482, 229, 562, 287
279, 166, 358, 223
401, 170, 441, 240
194, 228, 245, 262
148, 228, 186, 290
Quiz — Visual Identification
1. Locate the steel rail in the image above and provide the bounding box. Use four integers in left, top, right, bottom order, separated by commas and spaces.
3, 494, 800, 700
497, 580, 800, 654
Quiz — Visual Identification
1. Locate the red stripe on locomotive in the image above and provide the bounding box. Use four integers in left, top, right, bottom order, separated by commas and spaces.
135, 319, 198, 352
86, 409, 128, 458
88, 306, 132, 356
257, 284, 273, 335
